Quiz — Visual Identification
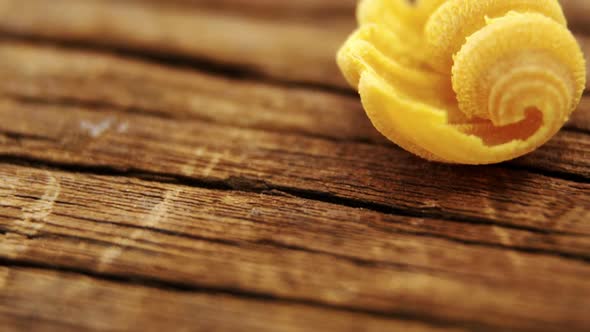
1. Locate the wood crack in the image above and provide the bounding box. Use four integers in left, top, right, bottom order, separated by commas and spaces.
2, 154, 590, 266
2, 93, 589, 185
0, 154, 586, 237
0, 129, 58, 143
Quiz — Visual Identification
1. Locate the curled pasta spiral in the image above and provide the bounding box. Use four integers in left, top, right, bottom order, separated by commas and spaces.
337, 0, 586, 164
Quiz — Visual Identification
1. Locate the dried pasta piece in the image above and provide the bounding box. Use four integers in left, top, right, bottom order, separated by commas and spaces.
337, 0, 586, 164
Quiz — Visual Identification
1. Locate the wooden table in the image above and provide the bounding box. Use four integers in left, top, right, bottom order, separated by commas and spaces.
1, 1, 589, 331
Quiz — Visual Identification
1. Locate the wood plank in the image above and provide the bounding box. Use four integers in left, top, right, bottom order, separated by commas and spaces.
0, 42, 381, 144
1, 41, 586, 145
0, 0, 352, 88
0, 43, 589, 235
2, 164, 590, 331
1, 98, 589, 235
0, 0, 588, 90
1, 162, 588, 269
0, 40, 588, 171
0, 267, 457, 332
1, 2, 589, 331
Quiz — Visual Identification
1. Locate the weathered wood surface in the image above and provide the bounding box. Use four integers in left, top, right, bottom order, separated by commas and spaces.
0, 1, 589, 332
0, 0, 588, 89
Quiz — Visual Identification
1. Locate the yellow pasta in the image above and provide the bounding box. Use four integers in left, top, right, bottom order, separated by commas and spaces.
337, 0, 586, 164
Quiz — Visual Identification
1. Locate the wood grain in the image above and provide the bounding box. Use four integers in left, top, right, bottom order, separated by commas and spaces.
1, 93, 590, 235
0, 0, 588, 90
0, 42, 378, 144
0, 41, 587, 144
0, 42, 589, 236
1, 1, 589, 331
1, 164, 590, 332
0, 0, 352, 88
0, 267, 458, 332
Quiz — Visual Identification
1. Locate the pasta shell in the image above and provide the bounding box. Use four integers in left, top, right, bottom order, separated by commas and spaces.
337, 0, 586, 164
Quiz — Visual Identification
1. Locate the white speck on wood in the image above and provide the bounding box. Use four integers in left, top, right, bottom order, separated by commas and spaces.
80, 118, 115, 137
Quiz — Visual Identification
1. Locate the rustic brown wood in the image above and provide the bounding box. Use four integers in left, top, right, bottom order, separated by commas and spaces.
0, 0, 353, 88
1, 164, 590, 332
1, 41, 587, 145
0, 42, 379, 144
0, 267, 459, 332
1, 1, 590, 332
1, 42, 589, 234
2, 94, 590, 234
569, 96, 590, 132
2, 163, 589, 261
0, 0, 588, 90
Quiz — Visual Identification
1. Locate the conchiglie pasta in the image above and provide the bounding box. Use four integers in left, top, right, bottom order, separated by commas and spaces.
337, 0, 586, 164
